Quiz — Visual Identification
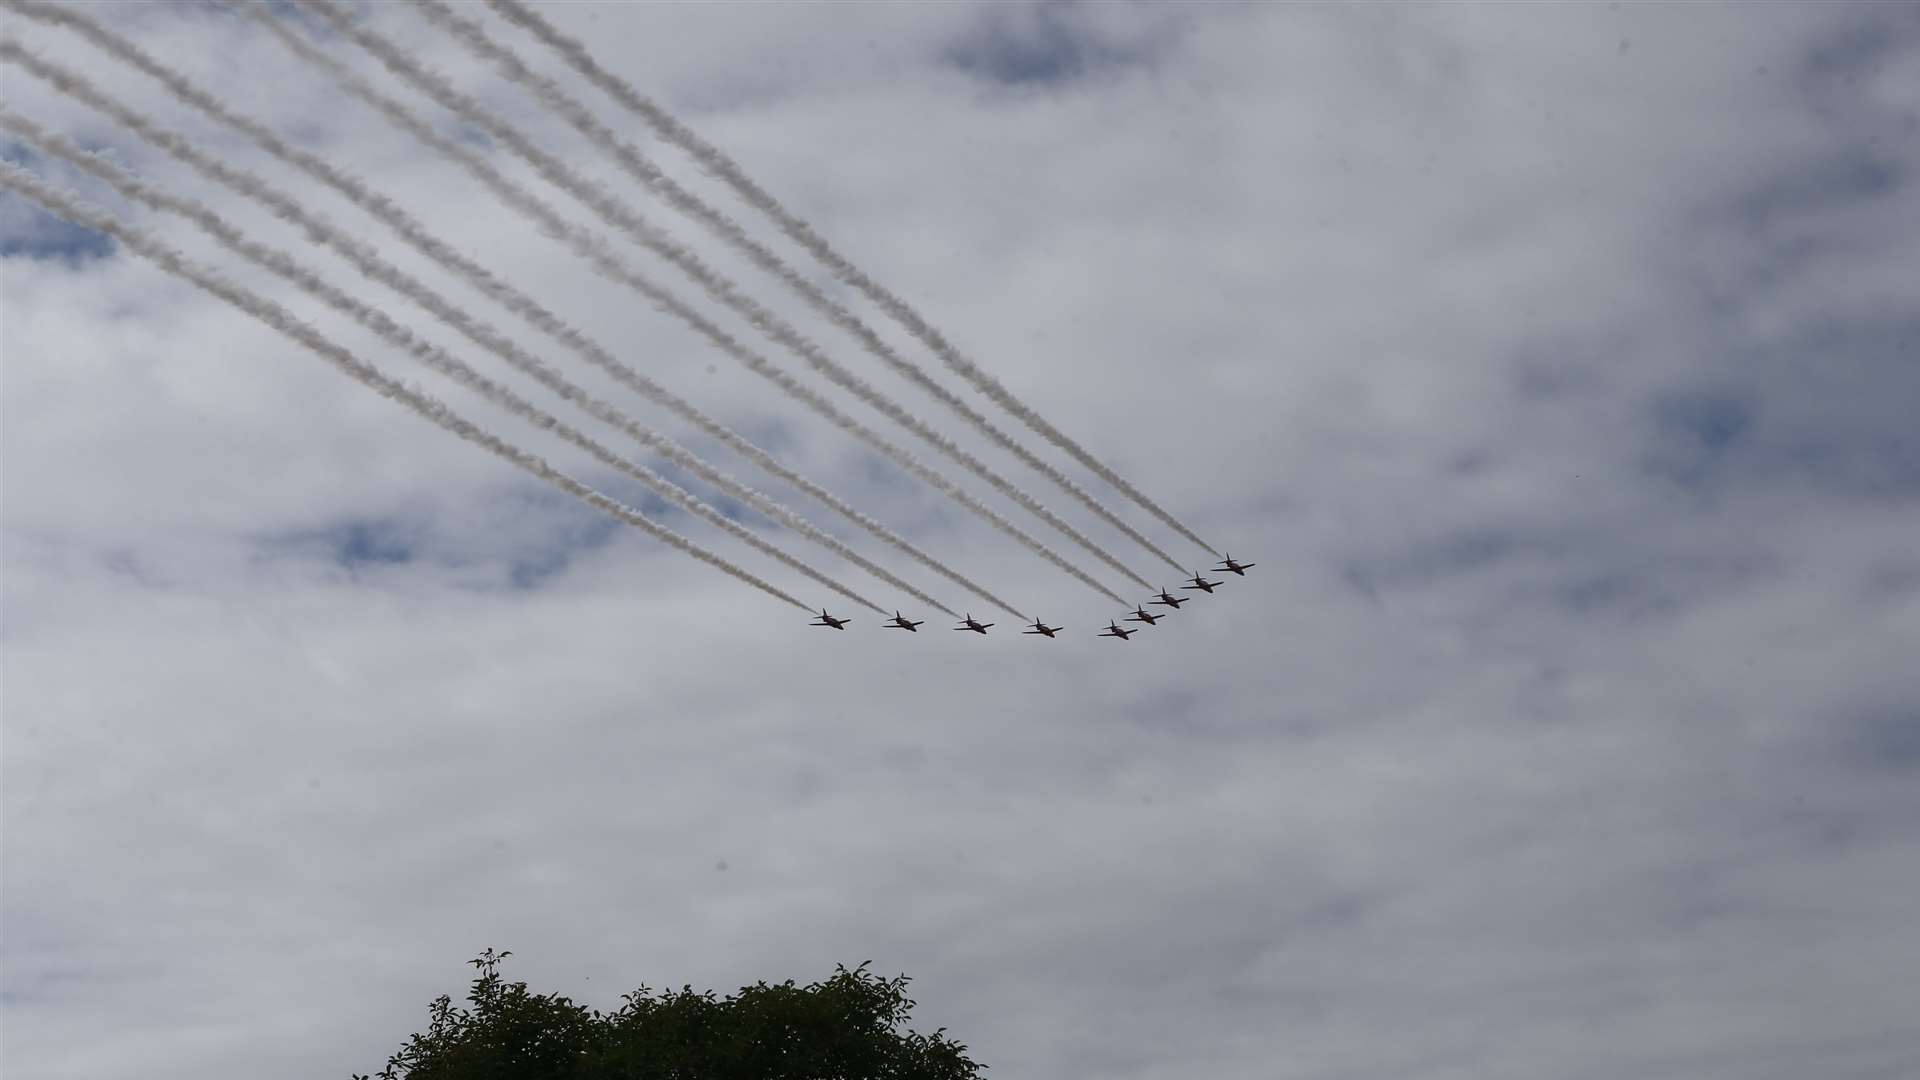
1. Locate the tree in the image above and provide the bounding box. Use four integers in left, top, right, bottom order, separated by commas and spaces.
355, 949, 986, 1080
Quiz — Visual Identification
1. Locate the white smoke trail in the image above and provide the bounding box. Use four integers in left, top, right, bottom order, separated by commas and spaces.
0, 32, 1021, 621
238, 9, 1017, 622
235, 9, 1116, 608
0, 106, 948, 618
3, 1, 1075, 614
413, 0, 1187, 578
0, 110, 889, 618
301, 0, 1154, 595
484, 0, 1221, 560
0, 163, 816, 613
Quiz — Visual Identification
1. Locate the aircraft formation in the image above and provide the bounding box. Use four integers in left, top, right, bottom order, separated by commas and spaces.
1, 0, 1250, 642
810, 556, 1255, 641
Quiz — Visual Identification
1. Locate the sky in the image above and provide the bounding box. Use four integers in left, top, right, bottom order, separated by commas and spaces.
3, 1, 1918, 1077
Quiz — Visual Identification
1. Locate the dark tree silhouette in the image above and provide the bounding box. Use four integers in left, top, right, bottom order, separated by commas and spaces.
355, 949, 985, 1080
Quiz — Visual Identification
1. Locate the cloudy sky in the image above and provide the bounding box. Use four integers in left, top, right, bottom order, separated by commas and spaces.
4, 1, 1918, 1077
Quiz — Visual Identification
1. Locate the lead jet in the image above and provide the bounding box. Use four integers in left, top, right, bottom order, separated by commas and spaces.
885, 611, 924, 632
1023, 619, 1063, 638
1150, 589, 1188, 609
954, 614, 994, 635
1099, 621, 1136, 641
1215, 554, 1257, 576
810, 609, 851, 630
1125, 606, 1164, 626
1182, 573, 1223, 594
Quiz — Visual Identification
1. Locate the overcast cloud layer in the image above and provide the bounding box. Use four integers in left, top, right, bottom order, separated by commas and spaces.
4, 3, 1919, 1078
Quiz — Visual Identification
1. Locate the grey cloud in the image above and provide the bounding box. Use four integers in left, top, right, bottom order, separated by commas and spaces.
5, 2, 1920, 1080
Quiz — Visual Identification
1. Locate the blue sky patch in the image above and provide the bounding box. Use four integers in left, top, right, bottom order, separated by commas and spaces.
1734, 151, 1902, 233
1652, 389, 1754, 454
264, 516, 419, 570
1841, 704, 1920, 772
496, 486, 627, 590
0, 145, 116, 264
943, 3, 1152, 86
249, 481, 642, 590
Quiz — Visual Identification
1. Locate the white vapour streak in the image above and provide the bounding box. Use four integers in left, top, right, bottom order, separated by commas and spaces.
0, 105, 947, 618
237, 8, 1016, 622
0, 163, 815, 613
413, 0, 1186, 577
3, 0, 1082, 614
230, 9, 1115, 608
0, 26, 1021, 622
302, 0, 1153, 596
485, 0, 1221, 561
0, 109, 888, 618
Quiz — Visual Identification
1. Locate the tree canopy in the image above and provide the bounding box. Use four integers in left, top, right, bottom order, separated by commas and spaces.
355, 949, 985, 1080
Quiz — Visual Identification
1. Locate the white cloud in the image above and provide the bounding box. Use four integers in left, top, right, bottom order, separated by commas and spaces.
4, 2, 1918, 1078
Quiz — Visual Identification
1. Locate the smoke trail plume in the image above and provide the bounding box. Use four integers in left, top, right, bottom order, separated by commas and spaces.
4, 1, 1039, 617
0, 163, 815, 612
239, 6, 1016, 621
302, 0, 1153, 594
233, 8, 1117, 608
0, 106, 948, 617
413, 0, 1186, 577
1, 29, 1019, 622
484, 0, 1221, 560
0, 111, 887, 617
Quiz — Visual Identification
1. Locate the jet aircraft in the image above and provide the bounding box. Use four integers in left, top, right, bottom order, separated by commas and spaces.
1216, 554, 1257, 576
885, 611, 924, 632
1182, 573, 1223, 594
1150, 589, 1188, 609
1125, 607, 1164, 626
954, 614, 994, 635
1099, 621, 1136, 640
810, 609, 850, 629
1023, 620, 1063, 638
